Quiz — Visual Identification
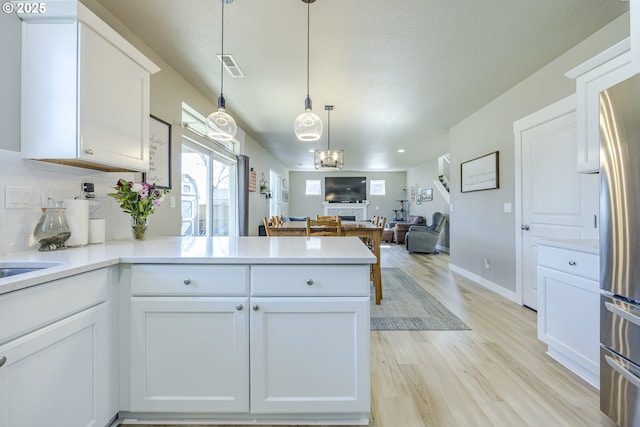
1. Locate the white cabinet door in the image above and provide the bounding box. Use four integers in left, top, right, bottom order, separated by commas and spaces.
250, 297, 369, 414
0, 303, 109, 427
130, 297, 249, 413
20, 6, 156, 172
537, 265, 600, 388
79, 23, 150, 171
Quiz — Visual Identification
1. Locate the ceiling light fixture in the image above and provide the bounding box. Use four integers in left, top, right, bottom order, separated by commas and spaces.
206, 0, 237, 141
294, 0, 323, 142
314, 105, 344, 169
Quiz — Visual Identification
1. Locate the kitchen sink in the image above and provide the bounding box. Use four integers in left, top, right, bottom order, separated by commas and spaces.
0, 262, 61, 278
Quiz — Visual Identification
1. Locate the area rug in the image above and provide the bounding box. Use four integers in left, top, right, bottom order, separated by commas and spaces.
370, 268, 470, 331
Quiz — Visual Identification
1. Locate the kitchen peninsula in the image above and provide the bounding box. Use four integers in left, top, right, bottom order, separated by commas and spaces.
0, 236, 375, 426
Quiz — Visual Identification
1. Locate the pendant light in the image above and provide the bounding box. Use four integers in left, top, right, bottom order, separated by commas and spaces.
314, 105, 344, 169
206, 0, 237, 141
294, 0, 323, 142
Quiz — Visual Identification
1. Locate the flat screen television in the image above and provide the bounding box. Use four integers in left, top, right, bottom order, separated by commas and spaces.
325, 177, 367, 203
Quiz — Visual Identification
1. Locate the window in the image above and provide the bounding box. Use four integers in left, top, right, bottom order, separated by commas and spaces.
306, 179, 321, 195
370, 180, 386, 195
181, 102, 238, 237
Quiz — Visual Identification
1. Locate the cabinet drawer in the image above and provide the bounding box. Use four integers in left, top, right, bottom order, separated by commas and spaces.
537, 246, 598, 280
130, 264, 249, 296
251, 265, 370, 296
0, 268, 108, 344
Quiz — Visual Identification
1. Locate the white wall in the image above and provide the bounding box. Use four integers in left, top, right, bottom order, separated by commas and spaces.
448, 12, 630, 294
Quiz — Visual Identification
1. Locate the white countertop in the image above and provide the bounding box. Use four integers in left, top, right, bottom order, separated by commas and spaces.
0, 236, 376, 295
536, 238, 599, 254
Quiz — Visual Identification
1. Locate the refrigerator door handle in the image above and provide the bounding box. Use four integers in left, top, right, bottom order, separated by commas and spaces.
605, 301, 640, 327
605, 354, 640, 389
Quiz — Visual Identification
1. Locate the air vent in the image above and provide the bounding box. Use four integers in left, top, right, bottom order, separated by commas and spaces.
217, 54, 245, 78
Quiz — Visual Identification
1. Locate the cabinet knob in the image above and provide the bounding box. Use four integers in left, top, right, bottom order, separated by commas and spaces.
236, 304, 244, 311
521, 224, 530, 231
253, 304, 260, 311
84, 148, 94, 155
306, 279, 314, 286
183, 278, 192, 286
568, 260, 577, 266
0, 356, 6, 367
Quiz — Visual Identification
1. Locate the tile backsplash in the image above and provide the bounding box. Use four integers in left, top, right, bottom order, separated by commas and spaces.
0, 149, 137, 255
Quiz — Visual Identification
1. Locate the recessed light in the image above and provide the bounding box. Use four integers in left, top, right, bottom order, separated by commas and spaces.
397, 149, 405, 153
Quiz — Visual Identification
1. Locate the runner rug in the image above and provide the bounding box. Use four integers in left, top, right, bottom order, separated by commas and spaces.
370, 268, 470, 331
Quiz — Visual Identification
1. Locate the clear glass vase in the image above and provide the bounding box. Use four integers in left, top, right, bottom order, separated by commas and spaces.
131, 216, 148, 241
34, 207, 71, 251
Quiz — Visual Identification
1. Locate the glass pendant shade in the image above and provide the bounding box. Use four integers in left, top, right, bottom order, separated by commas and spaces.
294, 104, 323, 141
314, 148, 344, 169
206, 96, 237, 141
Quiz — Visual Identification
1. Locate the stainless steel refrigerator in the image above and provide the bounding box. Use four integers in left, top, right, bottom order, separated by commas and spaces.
600, 73, 640, 427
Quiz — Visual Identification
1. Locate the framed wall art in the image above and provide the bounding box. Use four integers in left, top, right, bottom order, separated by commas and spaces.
460, 151, 499, 193
422, 188, 433, 201
144, 115, 172, 189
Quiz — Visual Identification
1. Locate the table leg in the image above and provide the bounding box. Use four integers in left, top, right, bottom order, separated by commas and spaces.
373, 230, 382, 304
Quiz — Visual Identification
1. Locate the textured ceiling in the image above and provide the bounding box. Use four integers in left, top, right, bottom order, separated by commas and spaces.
95, 0, 628, 171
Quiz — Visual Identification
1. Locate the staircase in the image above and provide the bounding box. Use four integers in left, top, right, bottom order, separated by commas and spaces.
438, 174, 450, 192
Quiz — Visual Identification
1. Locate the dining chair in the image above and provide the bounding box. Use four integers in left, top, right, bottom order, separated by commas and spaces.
316, 215, 338, 220
306, 217, 343, 236
263, 217, 273, 236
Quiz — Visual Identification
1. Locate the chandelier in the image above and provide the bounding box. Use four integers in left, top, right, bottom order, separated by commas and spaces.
314, 105, 344, 169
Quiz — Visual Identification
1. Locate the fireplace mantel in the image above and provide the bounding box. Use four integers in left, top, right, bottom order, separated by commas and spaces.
322, 201, 369, 221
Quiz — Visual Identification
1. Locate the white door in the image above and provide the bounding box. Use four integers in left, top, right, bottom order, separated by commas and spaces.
515, 96, 599, 309
130, 297, 249, 413
250, 297, 369, 414
0, 304, 109, 427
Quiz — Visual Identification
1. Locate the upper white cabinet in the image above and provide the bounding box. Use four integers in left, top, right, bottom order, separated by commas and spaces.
565, 38, 633, 173
19, 2, 160, 172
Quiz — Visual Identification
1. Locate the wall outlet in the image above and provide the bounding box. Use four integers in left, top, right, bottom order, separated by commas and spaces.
504, 203, 512, 213
170, 196, 176, 208
484, 257, 491, 269
5, 186, 34, 209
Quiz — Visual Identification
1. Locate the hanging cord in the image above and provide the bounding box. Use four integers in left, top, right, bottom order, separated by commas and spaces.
327, 107, 331, 150
306, 0, 310, 98
220, 0, 225, 99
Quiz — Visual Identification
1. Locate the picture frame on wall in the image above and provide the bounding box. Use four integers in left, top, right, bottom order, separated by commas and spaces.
460, 151, 499, 193
144, 115, 172, 189
422, 188, 433, 201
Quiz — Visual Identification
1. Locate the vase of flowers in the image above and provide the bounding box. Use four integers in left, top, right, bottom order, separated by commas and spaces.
108, 179, 170, 241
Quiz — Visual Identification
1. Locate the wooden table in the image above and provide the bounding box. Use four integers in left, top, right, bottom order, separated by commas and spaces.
269, 221, 383, 304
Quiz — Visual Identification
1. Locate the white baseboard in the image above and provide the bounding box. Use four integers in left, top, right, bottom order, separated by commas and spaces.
436, 244, 449, 254
448, 263, 518, 303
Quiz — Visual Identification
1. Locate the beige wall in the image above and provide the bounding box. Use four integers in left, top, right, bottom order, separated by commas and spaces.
448, 12, 630, 294
288, 171, 406, 222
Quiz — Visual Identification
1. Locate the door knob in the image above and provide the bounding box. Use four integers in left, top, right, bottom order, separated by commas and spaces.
521, 224, 530, 230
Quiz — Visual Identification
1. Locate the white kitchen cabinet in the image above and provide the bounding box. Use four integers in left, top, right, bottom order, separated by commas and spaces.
250, 297, 370, 415
19, 2, 159, 172
128, 264, 250, 413
129, 297, 249, 413
565, 38, 632, 173
126, 262, 370, 423
537, 243, 600, 388
0, 268, 114, 427
633, 0, 639, 73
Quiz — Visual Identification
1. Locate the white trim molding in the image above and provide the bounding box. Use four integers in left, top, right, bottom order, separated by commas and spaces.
449, 263, 518, 304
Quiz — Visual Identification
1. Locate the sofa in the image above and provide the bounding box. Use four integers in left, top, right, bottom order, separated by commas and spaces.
405, 212, 447, 254
392, 215, 426, 244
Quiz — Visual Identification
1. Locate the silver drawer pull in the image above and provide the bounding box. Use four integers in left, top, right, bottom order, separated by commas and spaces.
253, 304, 260, 311
568, 260, 576, 266
183, 278, 192, 286
306, 279, 314, 286
605, 355, 640, 390
605, 301, 640, 328
236, 304, 244, 311
0, 356, 6, 367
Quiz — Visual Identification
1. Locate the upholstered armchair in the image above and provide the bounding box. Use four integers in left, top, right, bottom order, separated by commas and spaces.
405, 212, 447, 254
392, 215, 426, 244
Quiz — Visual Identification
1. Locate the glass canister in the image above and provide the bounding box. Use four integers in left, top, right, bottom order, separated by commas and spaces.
33, 205, 71, 251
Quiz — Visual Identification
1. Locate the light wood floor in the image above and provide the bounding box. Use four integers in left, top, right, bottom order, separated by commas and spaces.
124, 244, 614, 427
